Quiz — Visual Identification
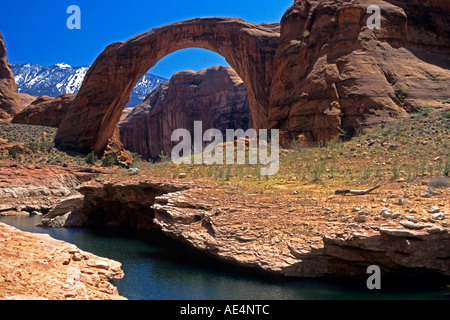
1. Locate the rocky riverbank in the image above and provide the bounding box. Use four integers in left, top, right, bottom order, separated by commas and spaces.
41, 176, 450, 279
0, 222, 125, 300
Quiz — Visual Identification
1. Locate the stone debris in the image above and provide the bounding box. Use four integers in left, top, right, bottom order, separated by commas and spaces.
421, 187, 437, 198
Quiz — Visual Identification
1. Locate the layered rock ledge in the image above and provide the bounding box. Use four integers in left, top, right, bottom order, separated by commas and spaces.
43, 177, 450, 279
0, 161, 112, 217
0, 222, 125, 300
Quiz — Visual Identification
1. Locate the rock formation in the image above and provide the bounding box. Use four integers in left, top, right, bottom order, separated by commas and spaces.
0, 161, 112, 217
12, 94, 76, 127
18, 93, 37, 109
55, 1, 450, 155
267, 0, 450, 141
40, 178, 189, 229
119, 66, 251, 160
55, 17, 280, 154
0, 222, 125, 300
0, 33, 22, 122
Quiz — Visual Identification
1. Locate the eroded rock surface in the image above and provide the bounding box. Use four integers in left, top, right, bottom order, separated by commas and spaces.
0, 222, 125, 300
12, 94, 76, 127
152, 187, 450, 278
49, 177, 450, 279
0, 33, 22, 122
268, 0, 450, 142
0, 161, 111, 217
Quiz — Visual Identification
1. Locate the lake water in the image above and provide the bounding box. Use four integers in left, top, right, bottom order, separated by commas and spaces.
1, 215, 448, 300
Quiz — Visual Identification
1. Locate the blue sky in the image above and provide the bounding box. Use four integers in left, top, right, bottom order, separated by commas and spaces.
0, 0, 292, 79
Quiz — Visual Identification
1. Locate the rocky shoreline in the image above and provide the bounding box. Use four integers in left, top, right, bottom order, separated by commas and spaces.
0, 222, 125, 300
40, 176, 450, 280
1, 163, 449, 300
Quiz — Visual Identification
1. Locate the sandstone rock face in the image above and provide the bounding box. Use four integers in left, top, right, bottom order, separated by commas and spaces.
52, 179, 189, 229
119, 66, 251, 160
0, 162, 111, 217
0, 222, 125, 300
12, 94, 76, 127
0, 33, 22, 122
153, 189, 450, 278
55, 18, 280, 154
267, 0, 450, 142
18, 93, 37, 109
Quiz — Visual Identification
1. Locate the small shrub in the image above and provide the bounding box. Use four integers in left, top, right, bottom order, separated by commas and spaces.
428, 175, 450, 188
102, 154, 118, 167
8, 145, 23, 159
158, 151, 170, 163
393, 87, 408, 101
412, 104, 434, 118
39, 141, 55, 153
391, 159, 400, 178
25, 142, 39, 153
306, 159, 327, 182
85, 151, 99, 165
444, 155, 450, 176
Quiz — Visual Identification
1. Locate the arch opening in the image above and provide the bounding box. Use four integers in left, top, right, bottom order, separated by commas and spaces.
119, 48, 253, 161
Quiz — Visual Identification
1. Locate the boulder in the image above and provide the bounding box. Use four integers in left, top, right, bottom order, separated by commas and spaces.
39, 195, 84, 228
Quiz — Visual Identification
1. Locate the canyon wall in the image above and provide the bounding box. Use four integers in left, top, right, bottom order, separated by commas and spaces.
0, 32, 22, 122
267, 0, 450, 142
119, 66, 251, 160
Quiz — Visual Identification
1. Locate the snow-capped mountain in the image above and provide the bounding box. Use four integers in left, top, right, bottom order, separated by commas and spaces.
12, 63, 167, 108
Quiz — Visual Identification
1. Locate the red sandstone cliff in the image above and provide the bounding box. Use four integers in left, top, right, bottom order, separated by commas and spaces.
0, 33, 22, 122
119, 66, 251, 160
267, 0, 450, 142
12, 94, 76, 127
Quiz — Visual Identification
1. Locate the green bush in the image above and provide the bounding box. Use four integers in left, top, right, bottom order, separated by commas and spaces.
102, 154, 118, 167
412, 104, 434, 118
39, 141, 55, 153
25, 142, 39, 153
85, 151, 99, 165
444, 155, 450, 177
393, 87, 408, 101
8, 145, 23, 159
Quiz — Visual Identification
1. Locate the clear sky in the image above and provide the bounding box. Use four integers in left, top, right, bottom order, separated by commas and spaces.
0, 0, 293, 79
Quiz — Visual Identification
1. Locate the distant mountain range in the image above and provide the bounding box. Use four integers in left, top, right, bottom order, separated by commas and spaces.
12, 63, 167, 108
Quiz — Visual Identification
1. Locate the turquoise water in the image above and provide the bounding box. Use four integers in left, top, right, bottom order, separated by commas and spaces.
1, 215, 449, 300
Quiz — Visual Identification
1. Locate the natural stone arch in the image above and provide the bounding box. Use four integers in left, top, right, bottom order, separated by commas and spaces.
55, 17, 280, 154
